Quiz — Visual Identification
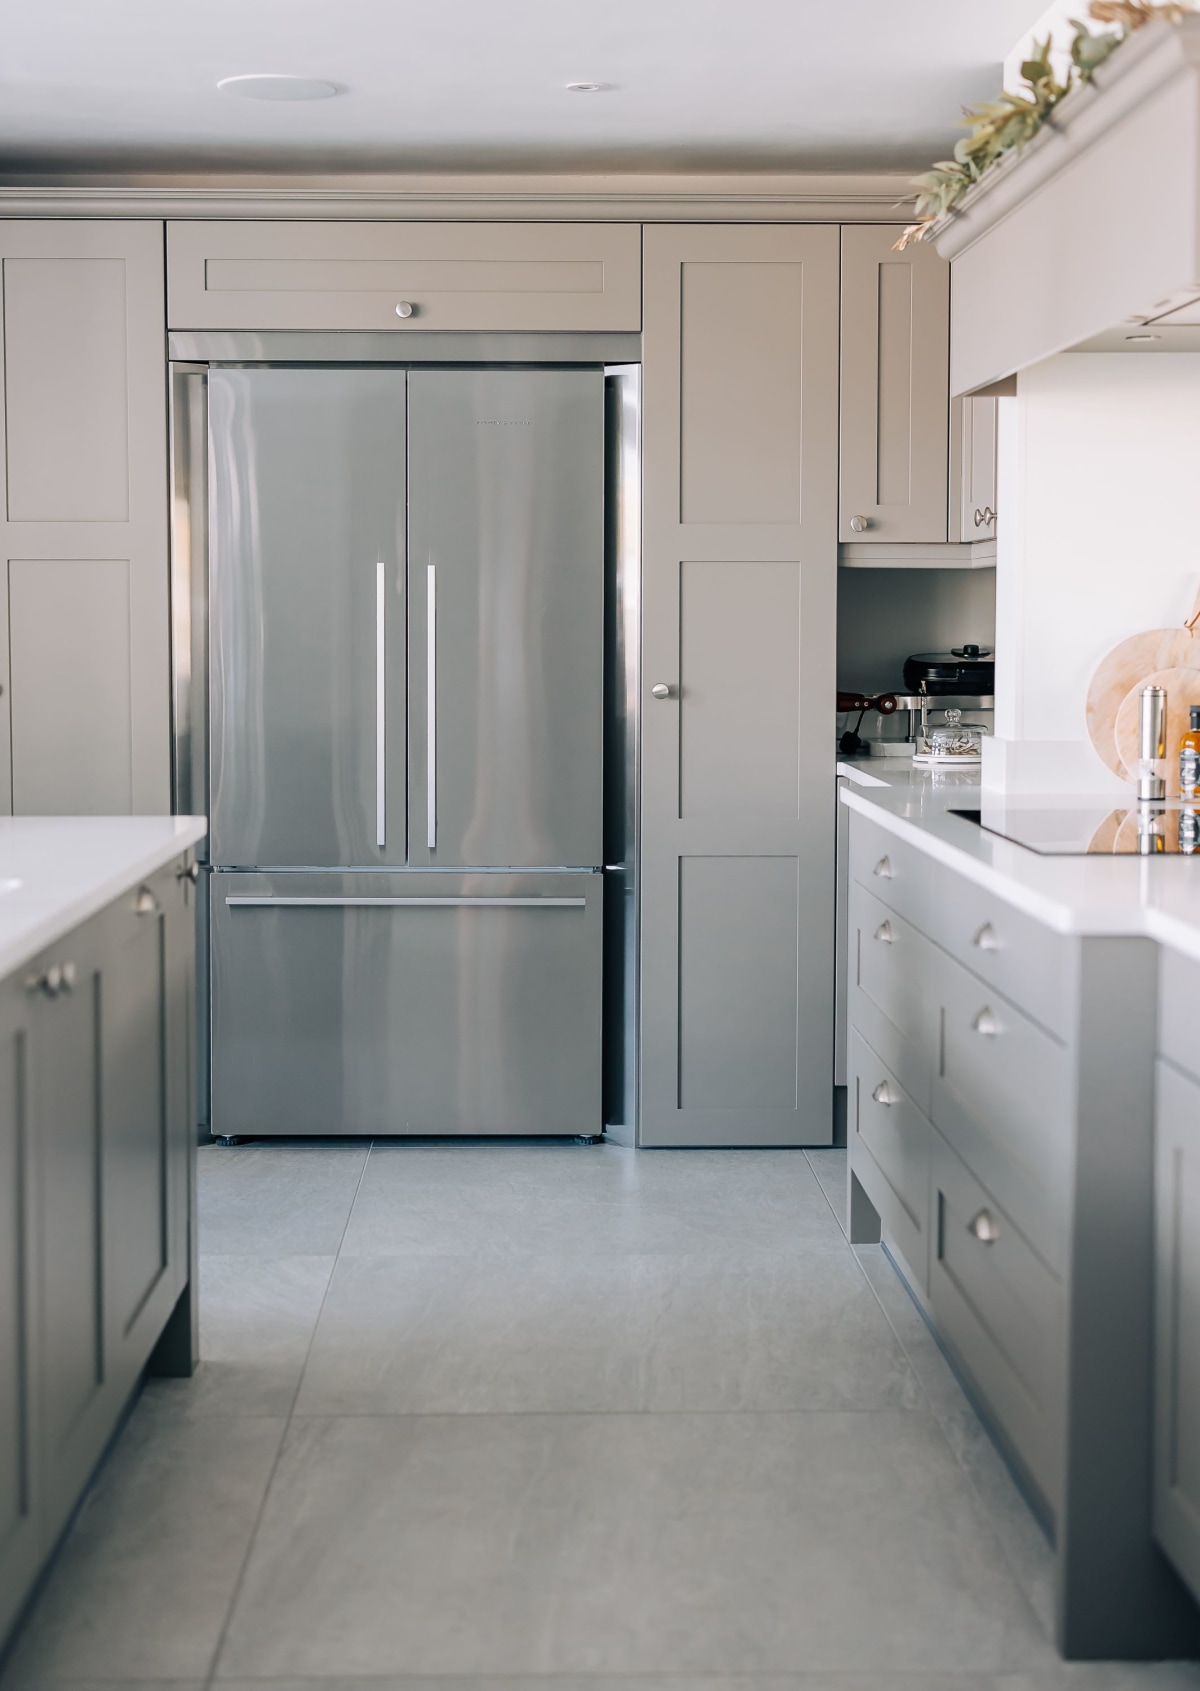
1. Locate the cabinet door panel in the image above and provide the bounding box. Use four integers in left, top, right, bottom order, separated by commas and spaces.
167, 222, 641, 332
34, 921, 116, 1541
8, 558, 133, 814
1154, 1057, 1200, 1604
0, 221, 170, 815
0, 981, 37, 1643
641, 225, 839, 1146
840, 226, 950, 543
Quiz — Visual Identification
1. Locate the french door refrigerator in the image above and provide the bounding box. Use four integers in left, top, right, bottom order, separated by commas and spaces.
205, 365, 605, 1137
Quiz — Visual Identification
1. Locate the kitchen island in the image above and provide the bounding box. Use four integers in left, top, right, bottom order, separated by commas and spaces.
839, 771, 1200, 1661
0, 816, 205, 1650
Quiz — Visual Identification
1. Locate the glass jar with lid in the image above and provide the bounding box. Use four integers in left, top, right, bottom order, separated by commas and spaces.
914, 708, 984, 766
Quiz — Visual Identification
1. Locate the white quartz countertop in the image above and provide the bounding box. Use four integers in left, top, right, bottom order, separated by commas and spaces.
838, 766, 1200, 964
0, 816, 207, 981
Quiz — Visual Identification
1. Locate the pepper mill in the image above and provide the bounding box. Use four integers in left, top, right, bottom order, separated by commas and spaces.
1138, 684, 1167, 803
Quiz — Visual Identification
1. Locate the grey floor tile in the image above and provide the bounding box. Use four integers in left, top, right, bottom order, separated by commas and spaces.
198, 1144, 369, 1255
295, 1245, 919, 1415
211, 1676, 1200, 1691
339, 1143, 840, 1258
804, 1147, 848, 1233
216, 1410, 1053, 1680
144, 1255, 335, 1417
1, 1400, 284, 1684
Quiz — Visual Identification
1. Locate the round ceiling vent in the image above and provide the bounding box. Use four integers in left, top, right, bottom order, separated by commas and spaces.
217, 75, 340, 101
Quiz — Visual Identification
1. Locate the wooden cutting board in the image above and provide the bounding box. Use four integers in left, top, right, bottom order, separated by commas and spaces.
1086, 586, 1200, 777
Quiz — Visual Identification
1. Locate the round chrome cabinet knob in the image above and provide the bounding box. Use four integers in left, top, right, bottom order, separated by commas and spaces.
395, 301, 414, 319
651, 683, 672, 700
849, 515, 870, 533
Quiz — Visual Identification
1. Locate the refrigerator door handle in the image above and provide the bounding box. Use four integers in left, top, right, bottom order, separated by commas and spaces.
224, 895, 587, 908
426, 561, 437, 851
376, 560, 386, 848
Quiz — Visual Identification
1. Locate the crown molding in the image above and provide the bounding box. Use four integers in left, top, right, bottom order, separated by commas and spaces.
0, 169, 913, 222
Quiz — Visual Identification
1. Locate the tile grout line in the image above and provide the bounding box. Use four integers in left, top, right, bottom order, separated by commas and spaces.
801, 1147, 849, 1240
200, 1137, 376, 1691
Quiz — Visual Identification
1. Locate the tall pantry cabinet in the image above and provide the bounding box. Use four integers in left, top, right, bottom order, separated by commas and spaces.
0, 221, 171, 816
639, 225, 840, 1146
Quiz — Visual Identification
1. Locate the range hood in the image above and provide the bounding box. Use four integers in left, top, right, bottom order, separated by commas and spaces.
932, 16, 1200, 396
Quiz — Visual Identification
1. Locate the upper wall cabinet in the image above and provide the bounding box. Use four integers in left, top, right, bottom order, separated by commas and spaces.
0, 221, 171, 816
950, 395, 998, 544
166, 222, 642, 332
839, 226, 950, 545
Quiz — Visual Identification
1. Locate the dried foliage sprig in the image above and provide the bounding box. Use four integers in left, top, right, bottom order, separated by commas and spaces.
894, 0, 1193, 248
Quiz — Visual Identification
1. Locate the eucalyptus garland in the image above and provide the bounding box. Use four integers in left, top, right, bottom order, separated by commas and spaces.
896, 0, 1193, 248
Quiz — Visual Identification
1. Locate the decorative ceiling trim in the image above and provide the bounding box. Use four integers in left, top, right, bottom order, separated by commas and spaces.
0, 170, 913, 222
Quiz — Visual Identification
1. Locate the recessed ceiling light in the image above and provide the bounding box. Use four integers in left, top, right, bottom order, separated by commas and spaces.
217, 74, 339, 102
1125, 332, 1162, 342
565, 81, 615, 93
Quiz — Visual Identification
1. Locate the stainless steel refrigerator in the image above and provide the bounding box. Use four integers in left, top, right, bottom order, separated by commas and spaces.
198, 364, 607, 1138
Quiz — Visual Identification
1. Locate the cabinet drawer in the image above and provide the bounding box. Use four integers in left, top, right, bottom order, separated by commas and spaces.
932, 952, 1072, 1275
848, 809, 936, 935
1159, 946, 1200, 1084
930, 1136, 1064, 1513
167, 221, 642, 332
926, 870, 1073, 1042
848, 881, 940, 1112
1154, 1058, 1200, 1603
849, 1028, 932, 1290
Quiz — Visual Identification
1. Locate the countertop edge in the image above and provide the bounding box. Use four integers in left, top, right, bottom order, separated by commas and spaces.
0, 817, 208, 982
838, 785, 1186, 949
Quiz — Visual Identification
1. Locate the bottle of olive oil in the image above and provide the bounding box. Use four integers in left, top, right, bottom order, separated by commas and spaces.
1182, 706, 1200, 802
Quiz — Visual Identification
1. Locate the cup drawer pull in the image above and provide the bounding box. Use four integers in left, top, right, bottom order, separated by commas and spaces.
873, 856, 894, 879
968, 1208, 1001, 1245
871, 1080, 899, 1107
873, 921, 894, 945
971, 1007, 1002, 1037
972, 922, 1000, 952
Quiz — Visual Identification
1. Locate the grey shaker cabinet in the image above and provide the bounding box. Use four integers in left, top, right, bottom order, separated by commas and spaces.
166, 221, 642, 332
0, 220, 171, 817
0, 853, 197, 1650
839, 226, 951, 544
639, 223, 840, 1146
1154, 1049, 1200, 1606
951, 396, 999, 542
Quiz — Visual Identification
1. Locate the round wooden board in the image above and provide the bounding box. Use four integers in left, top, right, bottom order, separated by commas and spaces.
1114, 666, 1200, 795
1087, 627, 1200, 777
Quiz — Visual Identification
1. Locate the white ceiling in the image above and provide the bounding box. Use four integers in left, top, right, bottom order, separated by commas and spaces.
1, 0, 1047, 177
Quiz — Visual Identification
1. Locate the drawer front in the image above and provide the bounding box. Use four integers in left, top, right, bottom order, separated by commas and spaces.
848, 809, 935, 932
932, 952, 1072, 1275
849, 881, 941, 1112
167, 221, 642, 332
930, 1135, 1065, 1512
925, 870, 1073, 1042
1154, 1057, 1200, 1602
1159, 946, 1200, 1084
849, 1028, 932, 1290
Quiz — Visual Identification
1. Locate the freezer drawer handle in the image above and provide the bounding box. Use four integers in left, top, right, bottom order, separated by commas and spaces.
427, 562, 437, 851
224, 896, 587, 908
376, 560, 386, 848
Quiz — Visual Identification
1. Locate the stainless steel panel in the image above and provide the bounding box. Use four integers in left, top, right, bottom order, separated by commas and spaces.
169, 364, 209, 844
168, 331, 642, 363
208, 367, 407, 868
602, 365, 640, 1143
210, 870, 603, 1137
406, 368, 604, 869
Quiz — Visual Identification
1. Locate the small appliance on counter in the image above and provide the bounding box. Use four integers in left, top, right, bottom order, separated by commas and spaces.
902, 643, 995, 696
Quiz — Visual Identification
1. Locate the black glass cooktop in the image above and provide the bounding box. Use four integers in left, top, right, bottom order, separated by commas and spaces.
949, 805, 1200, 856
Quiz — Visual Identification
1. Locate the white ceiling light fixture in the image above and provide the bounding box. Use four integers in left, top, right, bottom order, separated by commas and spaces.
565, 81, 615, 93
217, 74, 340, 102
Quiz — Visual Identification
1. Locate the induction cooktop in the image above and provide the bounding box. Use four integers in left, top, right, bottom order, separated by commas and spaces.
949, 805, 1200, 856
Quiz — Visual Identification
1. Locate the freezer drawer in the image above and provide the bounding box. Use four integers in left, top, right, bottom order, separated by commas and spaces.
210, 871, 602, 1137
